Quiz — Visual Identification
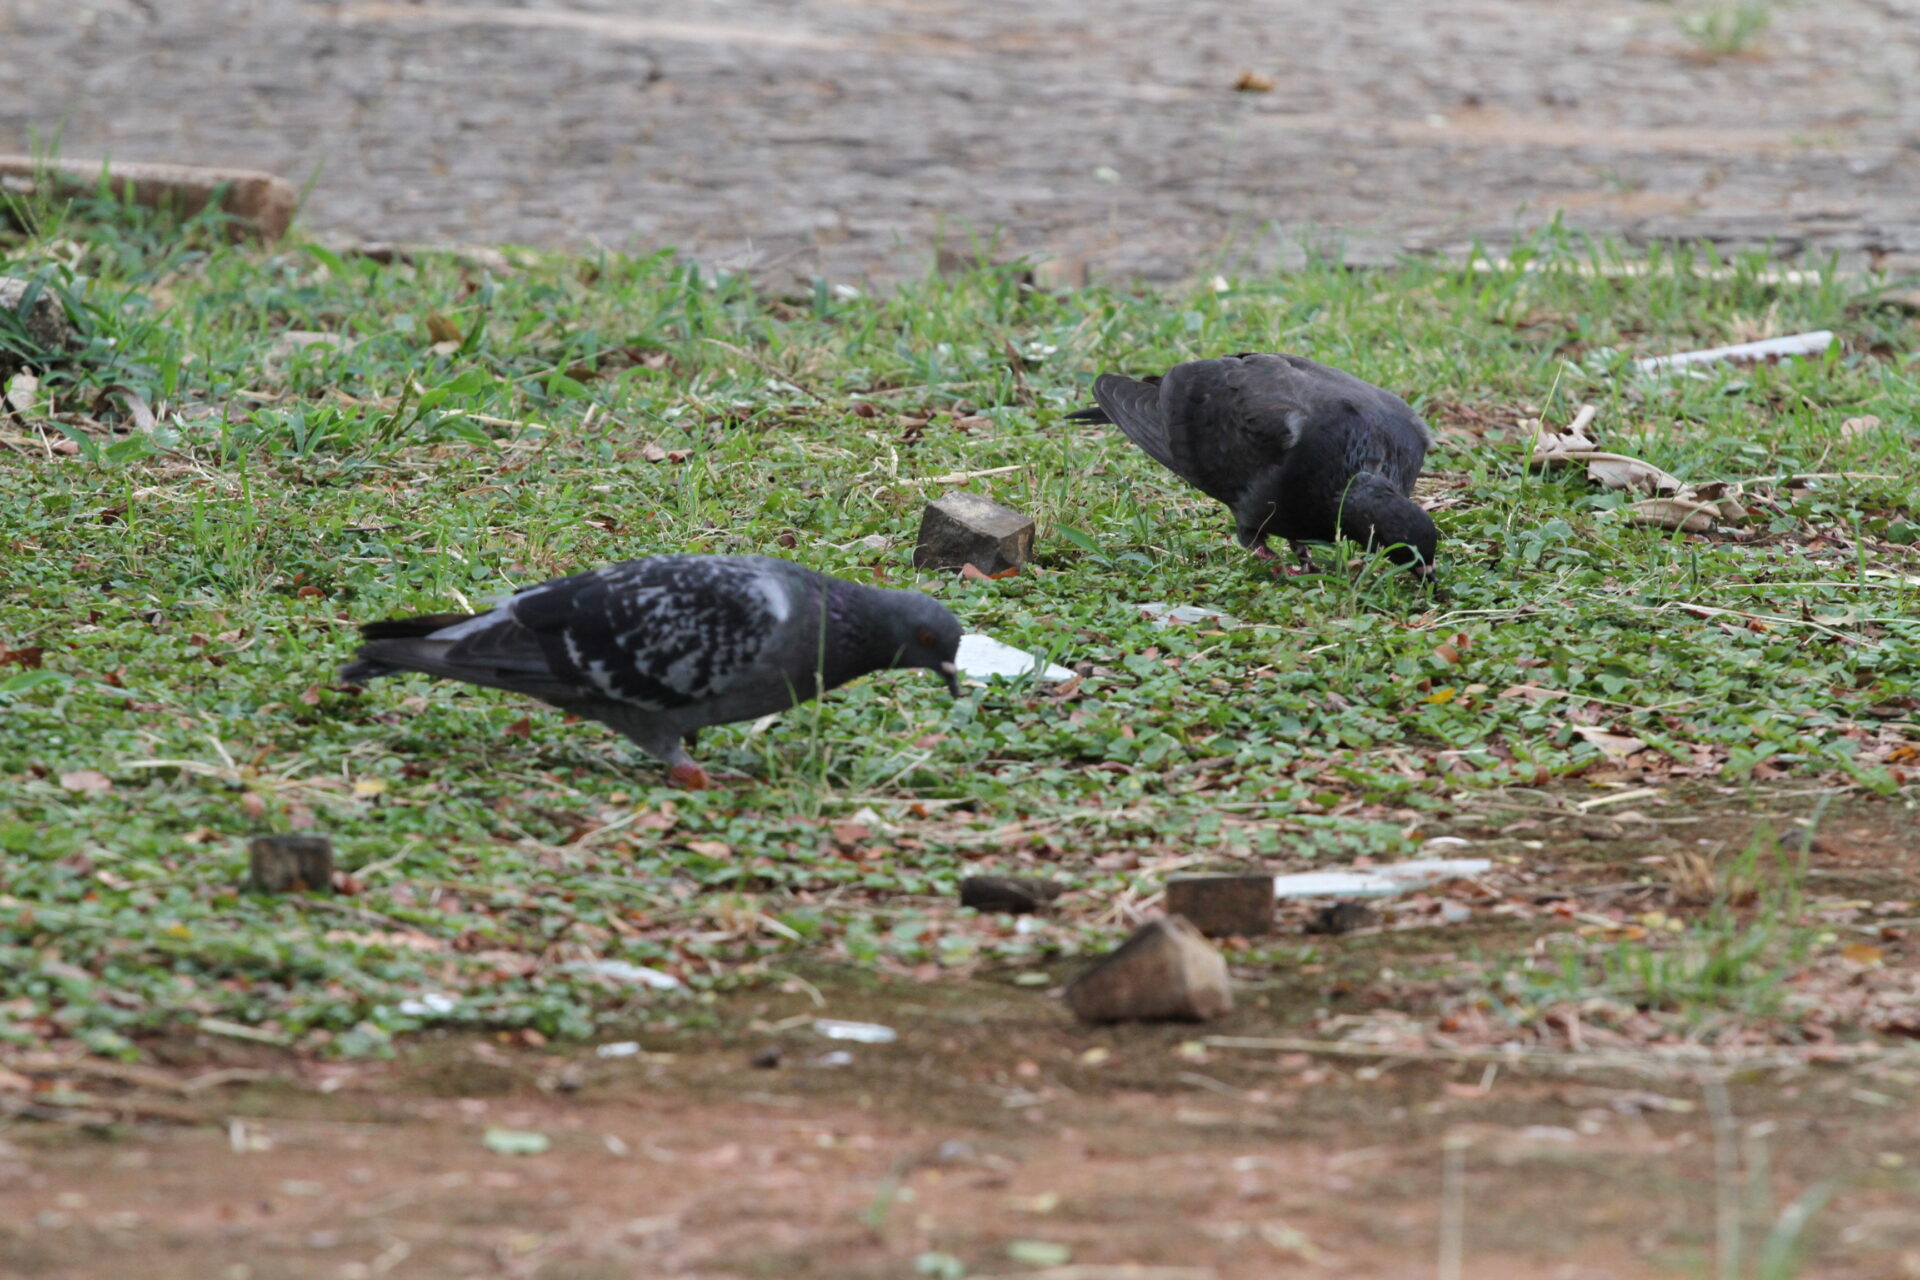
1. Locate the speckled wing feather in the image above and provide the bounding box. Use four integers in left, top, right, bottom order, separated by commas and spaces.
442, 555, 794, 711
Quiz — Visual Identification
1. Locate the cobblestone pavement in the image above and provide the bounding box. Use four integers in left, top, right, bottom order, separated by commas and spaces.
4, 0, 1919, 283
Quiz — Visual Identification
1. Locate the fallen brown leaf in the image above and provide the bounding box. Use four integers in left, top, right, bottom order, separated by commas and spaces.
0, 644, 44, 669
1620, 497, 1718, 533
425, 312, 464, 345
58, 769, 113, 794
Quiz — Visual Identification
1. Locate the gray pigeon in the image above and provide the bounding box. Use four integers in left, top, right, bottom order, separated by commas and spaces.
1067, 352, 1437, 577
338, 554, 964, 789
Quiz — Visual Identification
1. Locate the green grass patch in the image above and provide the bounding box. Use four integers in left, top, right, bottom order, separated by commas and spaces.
2, 196, 1917, 1056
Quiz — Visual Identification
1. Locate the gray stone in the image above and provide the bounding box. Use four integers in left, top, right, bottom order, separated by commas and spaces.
0, 276, 75, 372
1305, 901, 1380, 936
1165, 874, 1275, 938
1065, 915, 1232, 1024
246, 835, 335, 894
960, 874, 1066, 914
913, 491, 1035, 575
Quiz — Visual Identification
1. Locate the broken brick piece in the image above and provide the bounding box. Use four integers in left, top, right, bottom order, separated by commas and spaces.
913, 491, 1035, 575
1065, 916, 1232, 1023
246, 835, 335, 894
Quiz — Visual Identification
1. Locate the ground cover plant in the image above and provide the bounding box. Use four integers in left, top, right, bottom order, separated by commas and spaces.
1, 194, 1917, 1070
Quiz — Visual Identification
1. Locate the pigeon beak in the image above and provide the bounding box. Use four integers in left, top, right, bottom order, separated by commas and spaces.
937, 660, 962, 697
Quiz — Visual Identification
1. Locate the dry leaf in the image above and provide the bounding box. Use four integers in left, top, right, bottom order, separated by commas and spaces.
1584, 454, 1681, 495
1499, 683, 1562, 703
352, 778, 388, 798
641, 442, 668, 463
104, 385, 156, 434
684, 840, 732, 859
503, 716, 533, 740
1841, 942, 1884, 966
1620, 497, 1718, 533
1840, 415, 1882, 441
0, 644, 44, 669
1232, 69, 1275, 92
1571, 726, 1647, 760
829, 822, 870, 847
4, 372, 38, 417
59, 769, 114, 794
425, 312, 464, 345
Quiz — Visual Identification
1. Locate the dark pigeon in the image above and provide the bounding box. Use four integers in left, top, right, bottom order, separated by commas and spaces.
1067, 352, 1437, 577
338, 554, 963, 789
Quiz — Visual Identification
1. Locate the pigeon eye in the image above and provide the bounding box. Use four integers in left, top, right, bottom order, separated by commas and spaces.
917, 628, 936, 647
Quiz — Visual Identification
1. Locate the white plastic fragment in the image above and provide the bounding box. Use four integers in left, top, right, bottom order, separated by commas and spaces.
811, 1051, 856, 1068
596, 1041, 644, 1059
813, 1018, 898, 1044
580, 959, 683, 990
1135, 601, 1240, 629
1634, 330, 1833, 372
1272, 858, 1493, 900
954, 633, 1074, 683
397, 992, 457, 1016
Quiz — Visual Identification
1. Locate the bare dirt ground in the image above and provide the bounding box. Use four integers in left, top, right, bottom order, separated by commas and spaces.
6, 791, 1920, 1279
5, 5, 1920, 1276
3, 1, 1919, 286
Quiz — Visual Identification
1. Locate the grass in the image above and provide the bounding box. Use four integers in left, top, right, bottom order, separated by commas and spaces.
1672, 1, 1775, 58
2, 192, 1918, 1058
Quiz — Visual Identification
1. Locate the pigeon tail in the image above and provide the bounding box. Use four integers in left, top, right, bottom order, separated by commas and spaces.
1088, 374, 1179, 474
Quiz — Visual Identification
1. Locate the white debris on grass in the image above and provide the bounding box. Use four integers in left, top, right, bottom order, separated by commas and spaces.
1135, 601, 1240, 629
813, 1018, 898, 1044
596, 1041, 644, 1059
954, 633, 1074, 683
397, 992, 457, 1017
1634, 330, 1833, 373
579, 959, 683, 989
1271, 858, 1494, 900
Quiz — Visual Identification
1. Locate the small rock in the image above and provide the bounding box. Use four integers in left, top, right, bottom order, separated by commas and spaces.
749, 1046, 783, 1069
960, 874, 1066, 914
1305, 902, 1380, 935
1776, 825, 1839, 856
1164, 874, 1275, 937
913, 491, 1035, 575
246, 835, 335, 894
1065, 916, 1233, 1023
0, 276, 75, 373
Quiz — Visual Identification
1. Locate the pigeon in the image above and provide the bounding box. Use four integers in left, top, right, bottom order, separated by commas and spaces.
338, 554, 964, 789
1067, 352, 1437, 577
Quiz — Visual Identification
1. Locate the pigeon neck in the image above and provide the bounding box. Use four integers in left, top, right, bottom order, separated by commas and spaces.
820, 578, 902, 687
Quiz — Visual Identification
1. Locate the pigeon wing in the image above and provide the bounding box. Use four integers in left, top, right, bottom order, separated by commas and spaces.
1088, 373, 1181, 476
501, 556, 791, 710
1153, 354, 1310, 508
1265, 353, 1431, 495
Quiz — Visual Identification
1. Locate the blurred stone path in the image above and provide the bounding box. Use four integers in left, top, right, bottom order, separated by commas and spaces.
4, 0, 1918, 284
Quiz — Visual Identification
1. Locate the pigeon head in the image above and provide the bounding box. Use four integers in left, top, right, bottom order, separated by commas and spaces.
868, 588, 964, 696
1340, 475, 1439, 580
